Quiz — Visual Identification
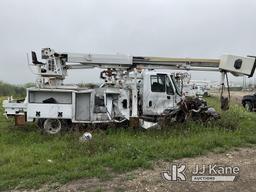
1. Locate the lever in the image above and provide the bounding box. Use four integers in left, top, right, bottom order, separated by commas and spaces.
32, 51, 44, 65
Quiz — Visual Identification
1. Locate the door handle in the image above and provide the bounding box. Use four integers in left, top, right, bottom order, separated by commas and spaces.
167, 96, 170, 99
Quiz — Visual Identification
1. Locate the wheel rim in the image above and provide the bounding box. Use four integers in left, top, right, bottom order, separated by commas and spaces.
245, 103, 251, 111
44, 119, 61, 134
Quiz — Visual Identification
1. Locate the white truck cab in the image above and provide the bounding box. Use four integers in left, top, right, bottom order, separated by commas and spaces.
141, 71, 181, 116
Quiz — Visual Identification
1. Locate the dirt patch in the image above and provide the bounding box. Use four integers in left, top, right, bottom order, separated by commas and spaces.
53, 147, 256, 192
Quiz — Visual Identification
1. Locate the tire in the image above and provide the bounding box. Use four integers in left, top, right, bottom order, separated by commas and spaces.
176, 110, 186, 123
36, 119, 71, 134
244, 101, 253, 112
43, 119, 62, 134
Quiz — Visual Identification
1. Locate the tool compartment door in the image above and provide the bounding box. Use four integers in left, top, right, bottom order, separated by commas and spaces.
75, 92, 91, 121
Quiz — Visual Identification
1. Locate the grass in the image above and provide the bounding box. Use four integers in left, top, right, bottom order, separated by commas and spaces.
1, 96, 256, 190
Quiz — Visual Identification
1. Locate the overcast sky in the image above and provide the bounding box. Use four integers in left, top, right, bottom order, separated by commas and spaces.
0, 0, 256, 85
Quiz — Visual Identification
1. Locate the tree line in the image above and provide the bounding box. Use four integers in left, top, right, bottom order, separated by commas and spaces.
0, 81, 34, 97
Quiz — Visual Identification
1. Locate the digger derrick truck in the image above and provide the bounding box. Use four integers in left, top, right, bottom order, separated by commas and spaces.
3, 48, 256, 133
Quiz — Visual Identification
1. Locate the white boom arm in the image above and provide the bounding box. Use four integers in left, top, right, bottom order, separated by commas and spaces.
31, 48, 256, 87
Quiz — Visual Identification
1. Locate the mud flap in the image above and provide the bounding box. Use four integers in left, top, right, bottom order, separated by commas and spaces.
129, 117, 140, 128
15, 115, 26, 126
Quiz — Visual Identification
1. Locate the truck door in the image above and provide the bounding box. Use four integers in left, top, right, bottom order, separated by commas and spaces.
143, 73, 176, 116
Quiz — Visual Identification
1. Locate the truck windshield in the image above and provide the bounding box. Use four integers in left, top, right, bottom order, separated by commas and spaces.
170, 75, 181, 96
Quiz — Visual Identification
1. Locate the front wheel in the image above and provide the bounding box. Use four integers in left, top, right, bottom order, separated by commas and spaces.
244, 101, 253, 112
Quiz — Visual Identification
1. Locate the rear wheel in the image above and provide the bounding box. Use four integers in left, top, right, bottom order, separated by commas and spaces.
244, 101, 253, 112
43, 119, 62, 134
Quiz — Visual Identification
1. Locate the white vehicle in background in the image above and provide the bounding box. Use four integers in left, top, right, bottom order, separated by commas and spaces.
2, 48, 256, 133
194, 84, 209, 97
181, 83, 208, 97
182, 84, 196, 97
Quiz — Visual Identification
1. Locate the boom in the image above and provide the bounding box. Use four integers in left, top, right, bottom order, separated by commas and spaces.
3, 48, 256, 131
31, 48, 256, 88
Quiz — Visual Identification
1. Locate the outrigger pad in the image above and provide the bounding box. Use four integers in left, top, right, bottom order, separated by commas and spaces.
221, 96, 229, 111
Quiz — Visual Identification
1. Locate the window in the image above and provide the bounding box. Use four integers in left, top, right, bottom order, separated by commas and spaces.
170, 75, 181, 96
151, 75, 166, 92
166, 75, 174, 95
